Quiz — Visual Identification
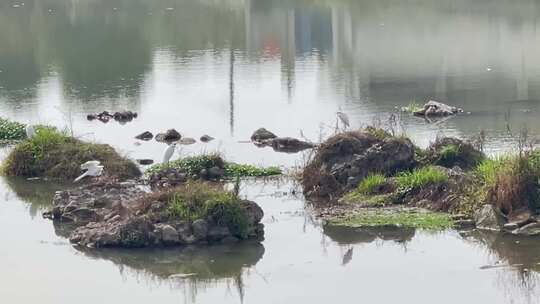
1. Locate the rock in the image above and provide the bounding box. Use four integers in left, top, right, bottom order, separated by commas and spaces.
207, 166, 224, 179
251, 128, 277, 142
136, 159, 154, 165
243, 200, 264, 224
46, 181, 265, 248
511, 222, 540, 236
178, 137, 196, 145
413, 100, 462, 117
192, 219, 208, 240
506, 208, 535, 228
135, 131, 153, 141
302, 131, 415, 199
474, 205, 506, 231
207, 226, 231, 242
158, 224, 179, 244
87, 110, 137, 123
113, 111, 137, 122
155, 129, 181, 142
454, 219, 475, 229
263, 137, 315, 153
200, 135, 214, 142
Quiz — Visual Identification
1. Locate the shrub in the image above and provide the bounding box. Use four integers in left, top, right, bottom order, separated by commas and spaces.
167, 182, 249, 238
356, 173, 386, 195
2, 129, 140, 180
396, 166, 448, 192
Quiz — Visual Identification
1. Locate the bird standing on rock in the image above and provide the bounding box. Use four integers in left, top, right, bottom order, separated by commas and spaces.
163, 143, 177, 164
25, 125, 36, 138
74, 160, 104, 182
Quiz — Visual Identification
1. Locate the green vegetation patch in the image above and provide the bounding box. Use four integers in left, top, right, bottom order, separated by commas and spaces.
395, 166, 448, 192
401, 101, 423, 114
474, 153, 540, 214
328, 208, 453, 230
342, 193, 395, 207
167, 182, 249, 238
2, 128, 140, 181
430, 139, 485, 169
356, 173, 386, 195
147, 154, 282, 178
0, 117, 26, 141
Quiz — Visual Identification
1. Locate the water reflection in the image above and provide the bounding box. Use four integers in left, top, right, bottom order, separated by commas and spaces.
3, 0, 540, 152
78, 243, 264, 303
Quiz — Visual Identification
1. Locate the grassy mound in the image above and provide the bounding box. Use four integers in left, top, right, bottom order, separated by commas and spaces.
165, 182, 250, 238
425, 137, 485, 169
2, 128, 141, 181
146, 154, 281, 178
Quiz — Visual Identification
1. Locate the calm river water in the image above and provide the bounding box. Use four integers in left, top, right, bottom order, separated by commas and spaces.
2, 0, 540, 303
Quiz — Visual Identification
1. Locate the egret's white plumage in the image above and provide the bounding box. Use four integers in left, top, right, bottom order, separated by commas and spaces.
74, 161, 104, 182
25, 125, 36, 138
336, 111, 350, 128
81, 160, 101, 170
163, 143, 177, 164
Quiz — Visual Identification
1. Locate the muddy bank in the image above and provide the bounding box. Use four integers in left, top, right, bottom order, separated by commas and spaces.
301, 127, 540, 236
44, 180, 264, 248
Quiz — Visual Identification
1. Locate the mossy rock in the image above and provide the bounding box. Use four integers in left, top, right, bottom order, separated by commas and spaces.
2, 129, 140, 181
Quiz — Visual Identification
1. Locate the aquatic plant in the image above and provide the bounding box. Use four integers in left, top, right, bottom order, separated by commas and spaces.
2, 129, 140, 180
167, 182, 249, 238
401, 101, 423, 114
395, 166, 448, 192
0, 117, 26, 141
327, 209, 452, 230
146, 154, 281, 178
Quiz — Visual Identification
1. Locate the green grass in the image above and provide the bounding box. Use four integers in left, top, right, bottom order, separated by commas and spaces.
475, 157, 509, 188
224, 162, 282, 177
2, 129, 140, 180
356, 173, 386, 195
147, 154, 282, 179
0, 117, 26, 140
342, 193, 395, 206
327, 209, 453, 230
167, 182, 249, 238
401, 101, 423, 114
395, 166, 448, 192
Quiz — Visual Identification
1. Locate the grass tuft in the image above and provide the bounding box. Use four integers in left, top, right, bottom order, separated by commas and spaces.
356, 173, 386, 195
167, 182, 249, 238
395, 166, 448, 192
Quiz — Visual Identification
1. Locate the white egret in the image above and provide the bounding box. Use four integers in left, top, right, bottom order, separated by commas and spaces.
336, 111, 350, 129
80, 160, 102, 170
163, 143, 177, 164
25, 125, 36, 138
74, 161, 104, 182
